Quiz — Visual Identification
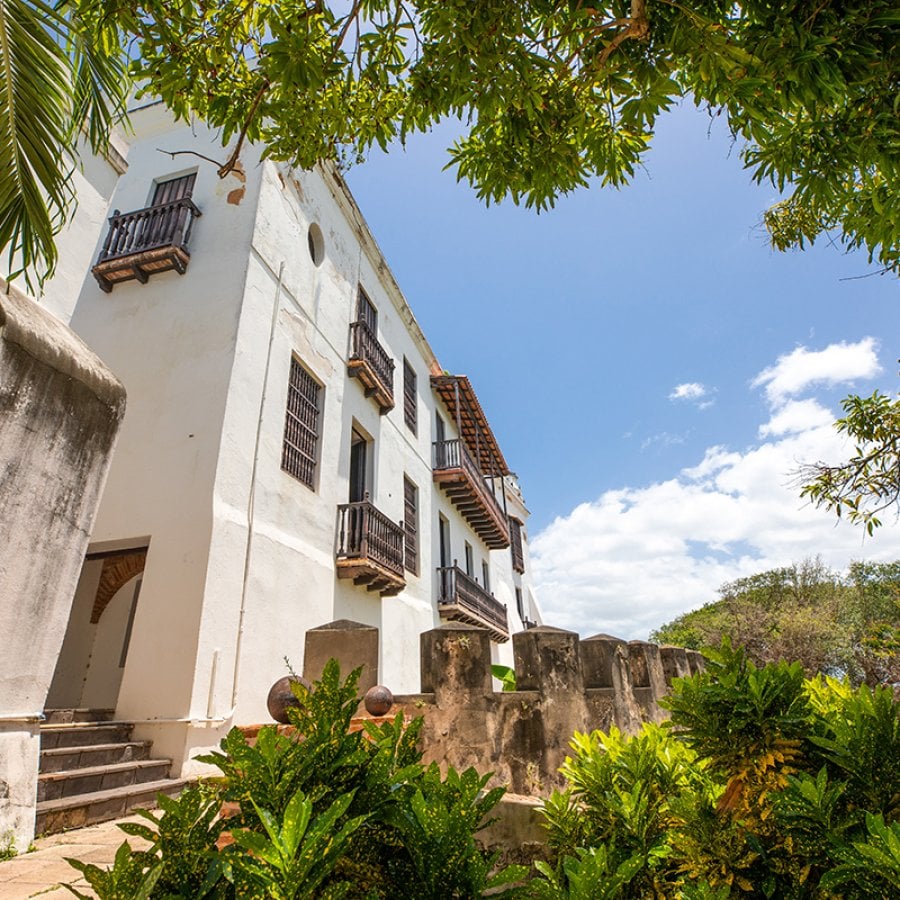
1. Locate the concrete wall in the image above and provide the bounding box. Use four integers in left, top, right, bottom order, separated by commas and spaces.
0, 282, 124, 850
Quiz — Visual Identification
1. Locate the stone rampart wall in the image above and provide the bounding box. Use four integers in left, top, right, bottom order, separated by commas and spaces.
302, 620, 703, 796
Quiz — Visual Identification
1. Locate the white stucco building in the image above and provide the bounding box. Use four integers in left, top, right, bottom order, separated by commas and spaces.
43, 101, 542, 778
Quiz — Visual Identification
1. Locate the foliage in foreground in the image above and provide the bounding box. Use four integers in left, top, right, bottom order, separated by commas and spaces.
4, 0, 899, 288
651, 557, 900, 685
65, 660, 526, 899
536, 639, 900, 898
799, 391, 900, 535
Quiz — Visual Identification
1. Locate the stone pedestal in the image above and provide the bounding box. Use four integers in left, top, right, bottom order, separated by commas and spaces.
303, 619, 379, 694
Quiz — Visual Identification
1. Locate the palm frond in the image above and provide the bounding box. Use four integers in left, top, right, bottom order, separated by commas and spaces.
0, 0, 73, 288
0, 0, 128, 292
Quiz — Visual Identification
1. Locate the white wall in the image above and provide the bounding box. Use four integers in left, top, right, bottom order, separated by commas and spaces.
61, 110, 543, 774
38, 134, 128, 324
66, 107, 264, 769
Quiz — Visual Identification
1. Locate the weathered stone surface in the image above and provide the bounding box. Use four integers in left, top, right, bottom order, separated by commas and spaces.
302, 619, 379, 695
660, 646, 691, 685
0, 282, 125, 851
322, 620, 702, 799
686, 650, 705, 675
421, 622, 493, 703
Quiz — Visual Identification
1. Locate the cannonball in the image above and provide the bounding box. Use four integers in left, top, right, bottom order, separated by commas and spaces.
267, 675, 310, 724
364, 684, 393, 716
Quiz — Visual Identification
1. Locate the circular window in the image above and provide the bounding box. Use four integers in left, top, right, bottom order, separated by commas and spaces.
307, 223, 324, 266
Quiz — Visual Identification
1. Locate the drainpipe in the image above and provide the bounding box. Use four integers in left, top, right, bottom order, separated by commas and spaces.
228, 261, 285, 716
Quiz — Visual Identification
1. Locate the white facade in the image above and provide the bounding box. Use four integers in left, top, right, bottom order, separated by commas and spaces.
47, 104, 542, 774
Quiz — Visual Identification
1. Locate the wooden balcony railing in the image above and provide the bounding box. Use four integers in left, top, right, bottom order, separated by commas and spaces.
437, 564, 509, 641
348, 321, 395, 413
92, 198, 202, 292
432, 439, 510, 549
336, 500, 405, 597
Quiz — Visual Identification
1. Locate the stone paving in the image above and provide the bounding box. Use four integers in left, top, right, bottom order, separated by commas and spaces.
0, 815, 151, 899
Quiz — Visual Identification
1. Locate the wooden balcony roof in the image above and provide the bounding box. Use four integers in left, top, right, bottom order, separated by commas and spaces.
431, 375, 509, 476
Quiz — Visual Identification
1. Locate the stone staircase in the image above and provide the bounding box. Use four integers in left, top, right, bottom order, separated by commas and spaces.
37, 708, 188, 835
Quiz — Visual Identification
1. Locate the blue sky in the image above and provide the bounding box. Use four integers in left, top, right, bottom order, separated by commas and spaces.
345, 101, 899, 639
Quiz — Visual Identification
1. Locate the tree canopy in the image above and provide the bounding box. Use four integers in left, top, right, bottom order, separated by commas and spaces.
2, 0, 899, 286
651, 557, 900, 685
799, 390, 900, 534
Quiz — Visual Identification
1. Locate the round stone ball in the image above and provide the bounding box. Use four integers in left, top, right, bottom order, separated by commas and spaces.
267, 675, 310, 724
364, 685, 393, 717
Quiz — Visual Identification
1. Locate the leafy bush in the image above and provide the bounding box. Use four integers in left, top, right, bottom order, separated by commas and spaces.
532, 639, 900, 898
66, 660, 525, 899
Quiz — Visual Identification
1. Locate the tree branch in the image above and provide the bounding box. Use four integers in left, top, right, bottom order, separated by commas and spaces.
217, 78, 270, 178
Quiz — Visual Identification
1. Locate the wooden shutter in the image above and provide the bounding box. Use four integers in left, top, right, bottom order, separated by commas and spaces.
151, 173, 196, 205
403, 359, 417, 433
510, 518, 525, 573
357, 287, 377, 333
404, 478, 418, 574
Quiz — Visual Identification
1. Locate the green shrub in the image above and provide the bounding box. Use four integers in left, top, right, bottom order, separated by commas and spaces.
66, 660, 515, 899
533, 639, 899, 898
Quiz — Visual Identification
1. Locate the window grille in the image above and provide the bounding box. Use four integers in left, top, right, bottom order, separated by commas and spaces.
282, 357, 321, 489
404, 477, 418, 574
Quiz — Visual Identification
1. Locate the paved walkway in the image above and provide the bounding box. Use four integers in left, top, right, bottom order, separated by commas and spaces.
0, 816, 151, 899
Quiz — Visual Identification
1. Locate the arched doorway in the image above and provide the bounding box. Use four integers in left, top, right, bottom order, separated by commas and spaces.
46, 546, 147, 711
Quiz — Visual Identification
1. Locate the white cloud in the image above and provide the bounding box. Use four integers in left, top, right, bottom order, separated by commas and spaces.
751, 338, 881, 407
641, 431, 687, 452
758, 399, 834, 438
531, 339, 894, 641
670, 382, 708, 401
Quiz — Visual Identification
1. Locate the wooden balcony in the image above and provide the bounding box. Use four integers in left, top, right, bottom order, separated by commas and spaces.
336, 500, 405, 597
433, 439, 510, 549
348, 321, 395, 413
92, 198, 202, 293
437, 565, 509, 642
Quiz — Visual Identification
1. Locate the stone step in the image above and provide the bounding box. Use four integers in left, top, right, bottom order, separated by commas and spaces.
43, 707, 116, 725
37, 758, 172, 802
36, 778, 189, 836
40, 721, 133, 750
40, 740, 153, 773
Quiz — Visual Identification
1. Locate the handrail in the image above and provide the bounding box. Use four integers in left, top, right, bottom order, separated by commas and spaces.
437, 565, 508, 633
432, 438, 507, 525
336, 500, 404, 577
349, 320, 394, 399
97, 198, 202, 264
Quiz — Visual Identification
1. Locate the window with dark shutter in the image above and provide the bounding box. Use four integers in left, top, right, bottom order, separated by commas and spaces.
510, 518, 525, 573
357, 287, 377, 333
151, 173, 196, 205
403, 359, 417, 434
403, 477, 418, 574
281, 357, 321, 489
